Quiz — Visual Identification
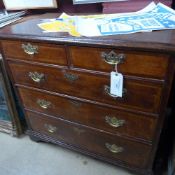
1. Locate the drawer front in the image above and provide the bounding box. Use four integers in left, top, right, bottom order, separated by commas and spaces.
18, 87, 158, 141
2, 40, 67, 66
9, 61, 163, 113
26, 111, 152, 169
70, 46, 169, 79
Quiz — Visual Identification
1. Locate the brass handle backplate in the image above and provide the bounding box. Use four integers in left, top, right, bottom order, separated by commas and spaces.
105, 143, 124, 154
28, 72, 45, 83
64, 73, 79, 82
37, 99, 51, 109
101, 51, 126, 65
73, 127, 85, 135
69, 100, 82, 107
44, 124, 57, 133
22, 43, 38, 55
105, 116, 125, 128
104, 85, 127, 98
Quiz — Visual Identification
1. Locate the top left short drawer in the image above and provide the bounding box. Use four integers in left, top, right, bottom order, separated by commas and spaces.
1, 40, 67, 66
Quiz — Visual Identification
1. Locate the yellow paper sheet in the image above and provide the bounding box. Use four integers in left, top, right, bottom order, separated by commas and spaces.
38, 19, 81, 37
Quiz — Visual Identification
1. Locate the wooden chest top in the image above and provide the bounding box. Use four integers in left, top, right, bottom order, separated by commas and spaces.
0, 13, 175, 53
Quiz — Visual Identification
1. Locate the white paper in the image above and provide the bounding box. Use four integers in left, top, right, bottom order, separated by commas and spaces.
110, 72, 123, 97
75, 17, 101, 36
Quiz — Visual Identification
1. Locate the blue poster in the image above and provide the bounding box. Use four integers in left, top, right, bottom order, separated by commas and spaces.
96, 3, 175, 35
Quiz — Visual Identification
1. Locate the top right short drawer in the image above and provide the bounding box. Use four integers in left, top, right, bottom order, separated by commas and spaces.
70, 46, 169, 79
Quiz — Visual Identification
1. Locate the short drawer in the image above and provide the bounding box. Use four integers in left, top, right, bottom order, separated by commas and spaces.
2, 40, 67, 66
70, 46, 169, 79
19, 87, 158, 142
9, 61, 163, 114
26, 111, 152, 169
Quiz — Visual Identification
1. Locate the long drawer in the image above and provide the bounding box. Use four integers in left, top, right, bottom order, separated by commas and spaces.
18, 87, 158, 142
70, 46, 169, 79
26, 110, 152, 169
2, 40, 67, 66
9, 61, 163, 114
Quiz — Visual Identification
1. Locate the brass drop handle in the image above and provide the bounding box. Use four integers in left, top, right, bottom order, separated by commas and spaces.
105, 143, 124, 154
105, 116, 125, 128
22, 43, 38, 55
64, 73, 79, 82
104, 85, 127, 98
101, 51, 126, 65
37, 99, 51, 109
28, 72, 45, 83
44, 124, 57, 133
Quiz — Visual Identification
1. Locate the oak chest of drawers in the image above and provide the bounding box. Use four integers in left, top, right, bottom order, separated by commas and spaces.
0, 14, 175, 175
